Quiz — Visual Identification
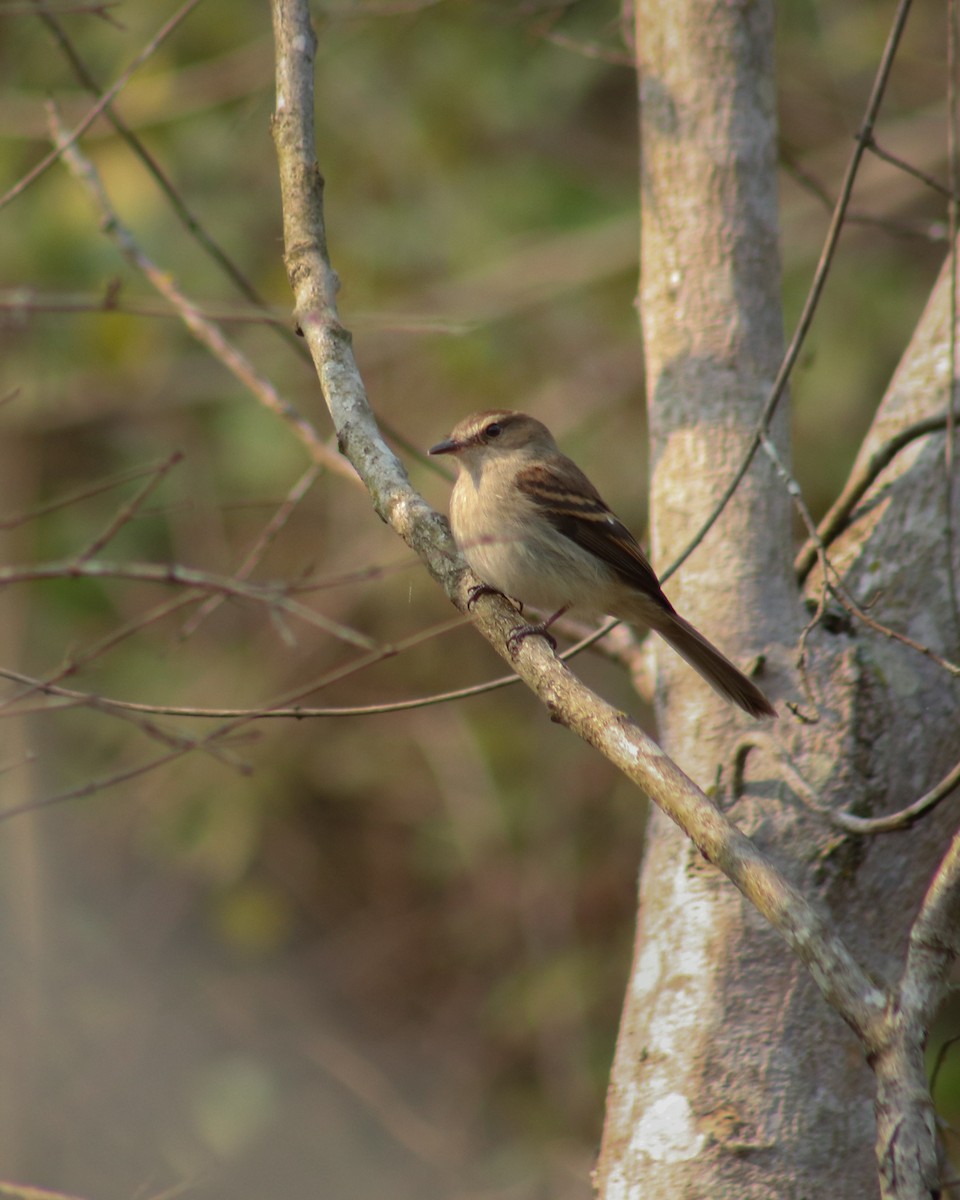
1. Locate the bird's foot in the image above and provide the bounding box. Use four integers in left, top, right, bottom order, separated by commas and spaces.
466, 583, 506, 610
466, 584, 523, 614
507, 619, 558, 656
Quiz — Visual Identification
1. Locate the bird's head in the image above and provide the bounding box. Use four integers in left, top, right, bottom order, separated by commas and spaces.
429, 410, 556, 464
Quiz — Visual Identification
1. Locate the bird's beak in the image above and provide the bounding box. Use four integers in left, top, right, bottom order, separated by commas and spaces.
429, 436, 460, 456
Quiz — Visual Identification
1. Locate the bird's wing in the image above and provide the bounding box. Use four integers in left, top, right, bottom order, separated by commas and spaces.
515, 461, 671, 606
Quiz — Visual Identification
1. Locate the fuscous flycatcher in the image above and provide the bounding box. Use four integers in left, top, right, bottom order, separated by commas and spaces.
430, 409, 775, 719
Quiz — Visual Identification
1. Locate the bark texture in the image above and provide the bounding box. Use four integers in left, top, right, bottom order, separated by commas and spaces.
596, 1, 960, 1197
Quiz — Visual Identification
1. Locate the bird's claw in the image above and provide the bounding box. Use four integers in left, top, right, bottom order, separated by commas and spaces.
466, 583, 505, 610
466, 584, 523, 614
507, 621, 558, 656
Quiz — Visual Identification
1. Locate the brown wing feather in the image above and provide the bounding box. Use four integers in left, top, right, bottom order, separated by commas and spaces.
515, 462, 673, 609
515, 463, 775, 718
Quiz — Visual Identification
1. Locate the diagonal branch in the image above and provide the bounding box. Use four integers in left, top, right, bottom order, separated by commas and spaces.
269, 0, 888, 1047
47, 104, 357, 486
0, 0, 201, 210
0, 557, 377, 649
796, 409, 960, 582
871, 828, 960, 1199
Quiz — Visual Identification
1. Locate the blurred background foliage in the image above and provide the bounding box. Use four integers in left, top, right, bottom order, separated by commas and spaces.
0, 1, 957, 1197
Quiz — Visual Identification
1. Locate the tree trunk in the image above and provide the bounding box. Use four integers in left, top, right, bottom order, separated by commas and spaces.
596, 1, 960, 1196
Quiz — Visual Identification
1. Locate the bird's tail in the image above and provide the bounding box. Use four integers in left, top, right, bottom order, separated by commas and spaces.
648, 609, 776, 720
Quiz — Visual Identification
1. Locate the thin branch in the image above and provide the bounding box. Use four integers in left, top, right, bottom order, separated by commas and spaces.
0, 0, 200, 210
0, 557, 379, 649
0, 287, 479, 333
0, 591, 257, 770
0, 752, 36, 778
902, 826, 960, 1027
834, 754, 960, 833
0, 744, 195, 825
830, 758, 960, 835
0, 286, 293, 326
0, 1178, 91, 1200
865, 135, 953, 200
931, 1034, 960, 1099
762, 430, 960, 688
34, 0, 282, 316
0, 626, 459, 825
0, 656, 534, 724
839, 584, 960, 677
0, 610, 478, 728
2, 0, 119, 13
782, 154, 947, 244
0, 668, 504, 719
755, 727, 960, 838
0, 591, 204, 716
76, 450, 183, 561
18, 2, 440, 488
30, 0, 337, 387
869, 814, 960, 1199
0, 614, 644, 720
539, 30, 632, 65
47, 106, 359, 487
796, 410, 960, 582
302, 1031, 457, 1167
0, 458, 183, 531
179, 463, 322, 638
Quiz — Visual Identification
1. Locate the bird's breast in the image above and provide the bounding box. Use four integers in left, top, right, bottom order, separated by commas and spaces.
449, 470, 611, 614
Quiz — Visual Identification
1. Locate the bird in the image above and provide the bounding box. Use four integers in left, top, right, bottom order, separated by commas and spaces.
429, 409, 776, 719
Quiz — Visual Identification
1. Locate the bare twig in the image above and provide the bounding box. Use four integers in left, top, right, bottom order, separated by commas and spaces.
539, 31, 631, 65
180, 463, 322, 638
47, 106, 359, 487
32, 0, 327, 374
0, 1177, 91, 1200
0, 591, 204, 716
0, 0, 200, 210
303, 1031, 458, 1167
27, 6, 440, 484
0, 619, 471, 825
0, 557, 378, 649
0, 663, 509, 720
0, 459, 184, 531
864, 135, 953, 200
873, 828, 960, 1196
0, 612, 463, 719
761, 429, 960, 682
0, 287, 293, 326
2, 1, 119, 14
76, 450, 183, 561
748, 724, 960, 838
0, 588, 265, 770
931, 1034, 960, 1099
841, 590, 960, 675
834, 750, 957, 836
0, 745, 200, 825
782, 155, 947, 243
796, 410, 960, 582
0, 613, 646, 720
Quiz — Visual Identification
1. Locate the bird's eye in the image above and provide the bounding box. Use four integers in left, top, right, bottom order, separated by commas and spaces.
484, 422, 503, 439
